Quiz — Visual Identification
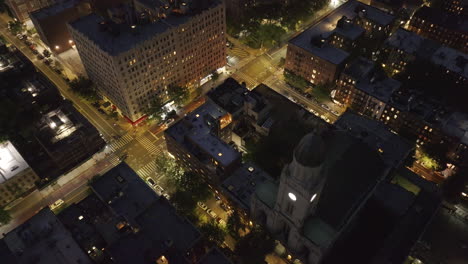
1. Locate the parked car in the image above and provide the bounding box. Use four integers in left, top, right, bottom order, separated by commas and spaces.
97, 108, 106, 114
216, 217, 226, 226
31, 49, 39, 55
197, 201, 208, 211
207, 209, 217, 219
37, 54, 44, 60
146, 177, 156, 187
162, 193, 171, 200
154, 184, 164, 195
220, 203, 230, 212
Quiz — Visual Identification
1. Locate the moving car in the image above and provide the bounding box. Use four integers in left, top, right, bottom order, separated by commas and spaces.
50, 199, 65, 210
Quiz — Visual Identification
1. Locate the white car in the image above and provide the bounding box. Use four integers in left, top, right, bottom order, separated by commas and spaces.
197, 201, 208, 211
50, 199, 65, 210
207, 209, 217, 218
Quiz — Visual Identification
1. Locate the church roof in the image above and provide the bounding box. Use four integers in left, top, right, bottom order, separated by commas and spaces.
315, 134, 387, 230
255, 179, 278, 209
294, 132, 327, 167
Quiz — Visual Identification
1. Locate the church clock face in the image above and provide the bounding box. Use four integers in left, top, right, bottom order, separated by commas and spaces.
288, 192, 297, 201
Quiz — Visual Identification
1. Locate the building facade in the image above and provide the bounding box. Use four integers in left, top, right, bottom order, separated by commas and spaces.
30, 0, 92, 54
69, 0, 226, 122
165, 99, 241, 183
408, 6, 468, 54
285, 0, 394, 86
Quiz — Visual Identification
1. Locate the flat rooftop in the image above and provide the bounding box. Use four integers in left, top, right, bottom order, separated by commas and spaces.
222, 163, 273, 211
431, 46, 468, 79
3, 208, 92, 264
385, 28, 441, 60
441, 112, 468, 145
356, 75, 400, 102
0, 141, 30, 184
69, 0, 222, 56
289, 0, 393, 64
91, 162, 159, 222
343, 56, 375, 79
166, 100, 240, 167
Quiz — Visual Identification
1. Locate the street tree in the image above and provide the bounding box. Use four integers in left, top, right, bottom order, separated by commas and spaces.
235, 227, 275, 264
69, 76, 99, 101
174, 171, 211, 202
167, 84, 190, 106
199, 221, 227, 246
227, 210, 245, 238
154, 153, 184, 181
145, 96, 166, 122
0, 207, 12, 225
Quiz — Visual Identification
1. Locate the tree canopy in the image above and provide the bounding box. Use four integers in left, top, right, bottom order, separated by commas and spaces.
235, 227, 275, 264
199, 221, 227, 246
0, 207, 12, 225
69, 76, 99, 101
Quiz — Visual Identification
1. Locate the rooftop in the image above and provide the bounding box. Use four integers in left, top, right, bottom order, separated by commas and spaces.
0, 141, 30, 184
108, 198, 200, 264
343, 56, 375, 79
3, 208, 92, 264
356, 74, 400, 102
385, 28, 440, 60
289, 0, 393, 64
332, 16, 365, 40
69, 0, 221, 56
441, 112, 468, 145
166, 99, 240, 167
207, 78, 249, 116
431, 46, 468, 79
335, 112, 413, 167
91, 162, 159, 223
222, 163, 274, 211
30, 0, 77, 20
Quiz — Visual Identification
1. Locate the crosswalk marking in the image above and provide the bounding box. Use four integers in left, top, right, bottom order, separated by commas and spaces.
229, 47, 249, 58
137, 161, 158, 178
232, 71, 258, 89
109, 133, 133, 151
108, 154, 121, 166
136, 135, 161, 154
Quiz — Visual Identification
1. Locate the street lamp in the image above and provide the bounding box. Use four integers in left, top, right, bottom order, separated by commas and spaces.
55, 45, 60, 50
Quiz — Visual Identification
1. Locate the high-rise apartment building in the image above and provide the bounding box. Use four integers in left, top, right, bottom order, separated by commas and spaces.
69, 0, 226, 123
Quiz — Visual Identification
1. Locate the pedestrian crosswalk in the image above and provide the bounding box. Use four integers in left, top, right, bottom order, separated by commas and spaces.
136, 135, 161, 155
232, 71, 258, 89
229, 47, 250, 59
108, 154, 121, 166
137, 161, 158, 178
109, 133, 133, 151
